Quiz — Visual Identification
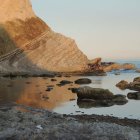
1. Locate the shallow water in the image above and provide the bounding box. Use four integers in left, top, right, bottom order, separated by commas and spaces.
0, 71, 140, 119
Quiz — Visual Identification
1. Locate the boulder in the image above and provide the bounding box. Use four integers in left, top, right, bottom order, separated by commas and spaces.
127, 92, 140, 100
133, 77, 140, 82
113, 95, 128, 105
116, 77, 140, 91
116, 80, 129, 90
59, 80, 73, 86
128, 82, 140, 91
75, 86, 114, 100
75, 78, 92, 85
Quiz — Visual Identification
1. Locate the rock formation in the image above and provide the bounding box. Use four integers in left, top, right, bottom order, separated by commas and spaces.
116, 77, 140, 91
0, 0, 89, 74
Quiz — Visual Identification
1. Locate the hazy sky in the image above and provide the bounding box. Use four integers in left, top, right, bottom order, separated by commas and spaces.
31, 0, 140, 60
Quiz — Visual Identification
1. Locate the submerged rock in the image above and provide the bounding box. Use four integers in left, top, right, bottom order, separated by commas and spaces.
75, 78, 92, 85
116, 80, 129, 90
127, 92, 140, 100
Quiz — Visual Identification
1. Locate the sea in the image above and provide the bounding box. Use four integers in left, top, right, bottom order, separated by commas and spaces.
0, 60, 140, 120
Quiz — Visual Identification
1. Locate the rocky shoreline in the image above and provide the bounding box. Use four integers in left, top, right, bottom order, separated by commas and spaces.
0, 105, 140, 140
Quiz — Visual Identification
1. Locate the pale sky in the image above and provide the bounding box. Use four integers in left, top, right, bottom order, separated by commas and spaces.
31, 0, 140, 60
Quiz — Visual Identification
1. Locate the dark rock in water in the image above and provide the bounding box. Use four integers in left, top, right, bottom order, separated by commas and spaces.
26, 82, 31, 84
133, 77, 140, 82
68, 88, 78, 93
116, 77, 140, 91
128, 82, 140, 91
75, 78, 92, 85
42, 95, 49, 100
47, 85, 54, 88
74, 86, 128, 108
59, 80, 73, 86
116, 80, 129, 90
75, 86, 114, 100
46, 87, 53, 92
113, 95, 128, 105
136, 69, 140, 73
114, 72, 120, 75
127, 92, 140, 100
51, 79, 57, 82
70, 99, 75, 101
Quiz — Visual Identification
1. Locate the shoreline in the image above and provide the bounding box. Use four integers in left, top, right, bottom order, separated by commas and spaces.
0, 105, 140, 139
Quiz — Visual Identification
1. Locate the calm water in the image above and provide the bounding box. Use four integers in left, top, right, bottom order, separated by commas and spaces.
0, 60, 140, 119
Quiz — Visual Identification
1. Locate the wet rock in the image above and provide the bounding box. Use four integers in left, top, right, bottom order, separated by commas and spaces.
59, 80, 73, 86
133, 77, 140, 82
47, 85, 54, 88
75, 86, 114, 100
75, 78, 92, 85
116, 80, 129, 90
113, 95, 128, 105
136, 69, 140, 73
46, 87, 53, 92
128, 82, 140, 91
127, 92, 140, 100
116, 77, 140, 91
7, 85, 13, 87
26, 82, 31, 84
68, 88, 78, 93
114, 72, 120, 75
51, 79, 57, 82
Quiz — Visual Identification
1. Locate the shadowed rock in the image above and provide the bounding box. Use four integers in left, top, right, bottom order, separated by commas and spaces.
74, 86, 128, 108
127, 92, 140, 100
75, 86, 114, 100
75, 78, 92, 85
113, 95, 128, 105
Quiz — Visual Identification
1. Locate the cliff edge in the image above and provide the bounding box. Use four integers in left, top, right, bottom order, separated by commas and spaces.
0, 0, 88, 74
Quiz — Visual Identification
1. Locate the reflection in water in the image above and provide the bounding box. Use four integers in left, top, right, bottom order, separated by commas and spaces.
0, 77, 78, 110
0, 73, 140, 119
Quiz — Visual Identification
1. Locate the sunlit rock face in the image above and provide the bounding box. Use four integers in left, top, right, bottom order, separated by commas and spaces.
0, 0, 88, 73
0, 0, 35, 22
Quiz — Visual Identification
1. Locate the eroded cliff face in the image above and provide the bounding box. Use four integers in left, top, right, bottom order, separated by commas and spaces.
0, 0, 89, 73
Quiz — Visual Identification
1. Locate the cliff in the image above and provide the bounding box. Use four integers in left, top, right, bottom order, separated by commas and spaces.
0, 0, 88, 74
